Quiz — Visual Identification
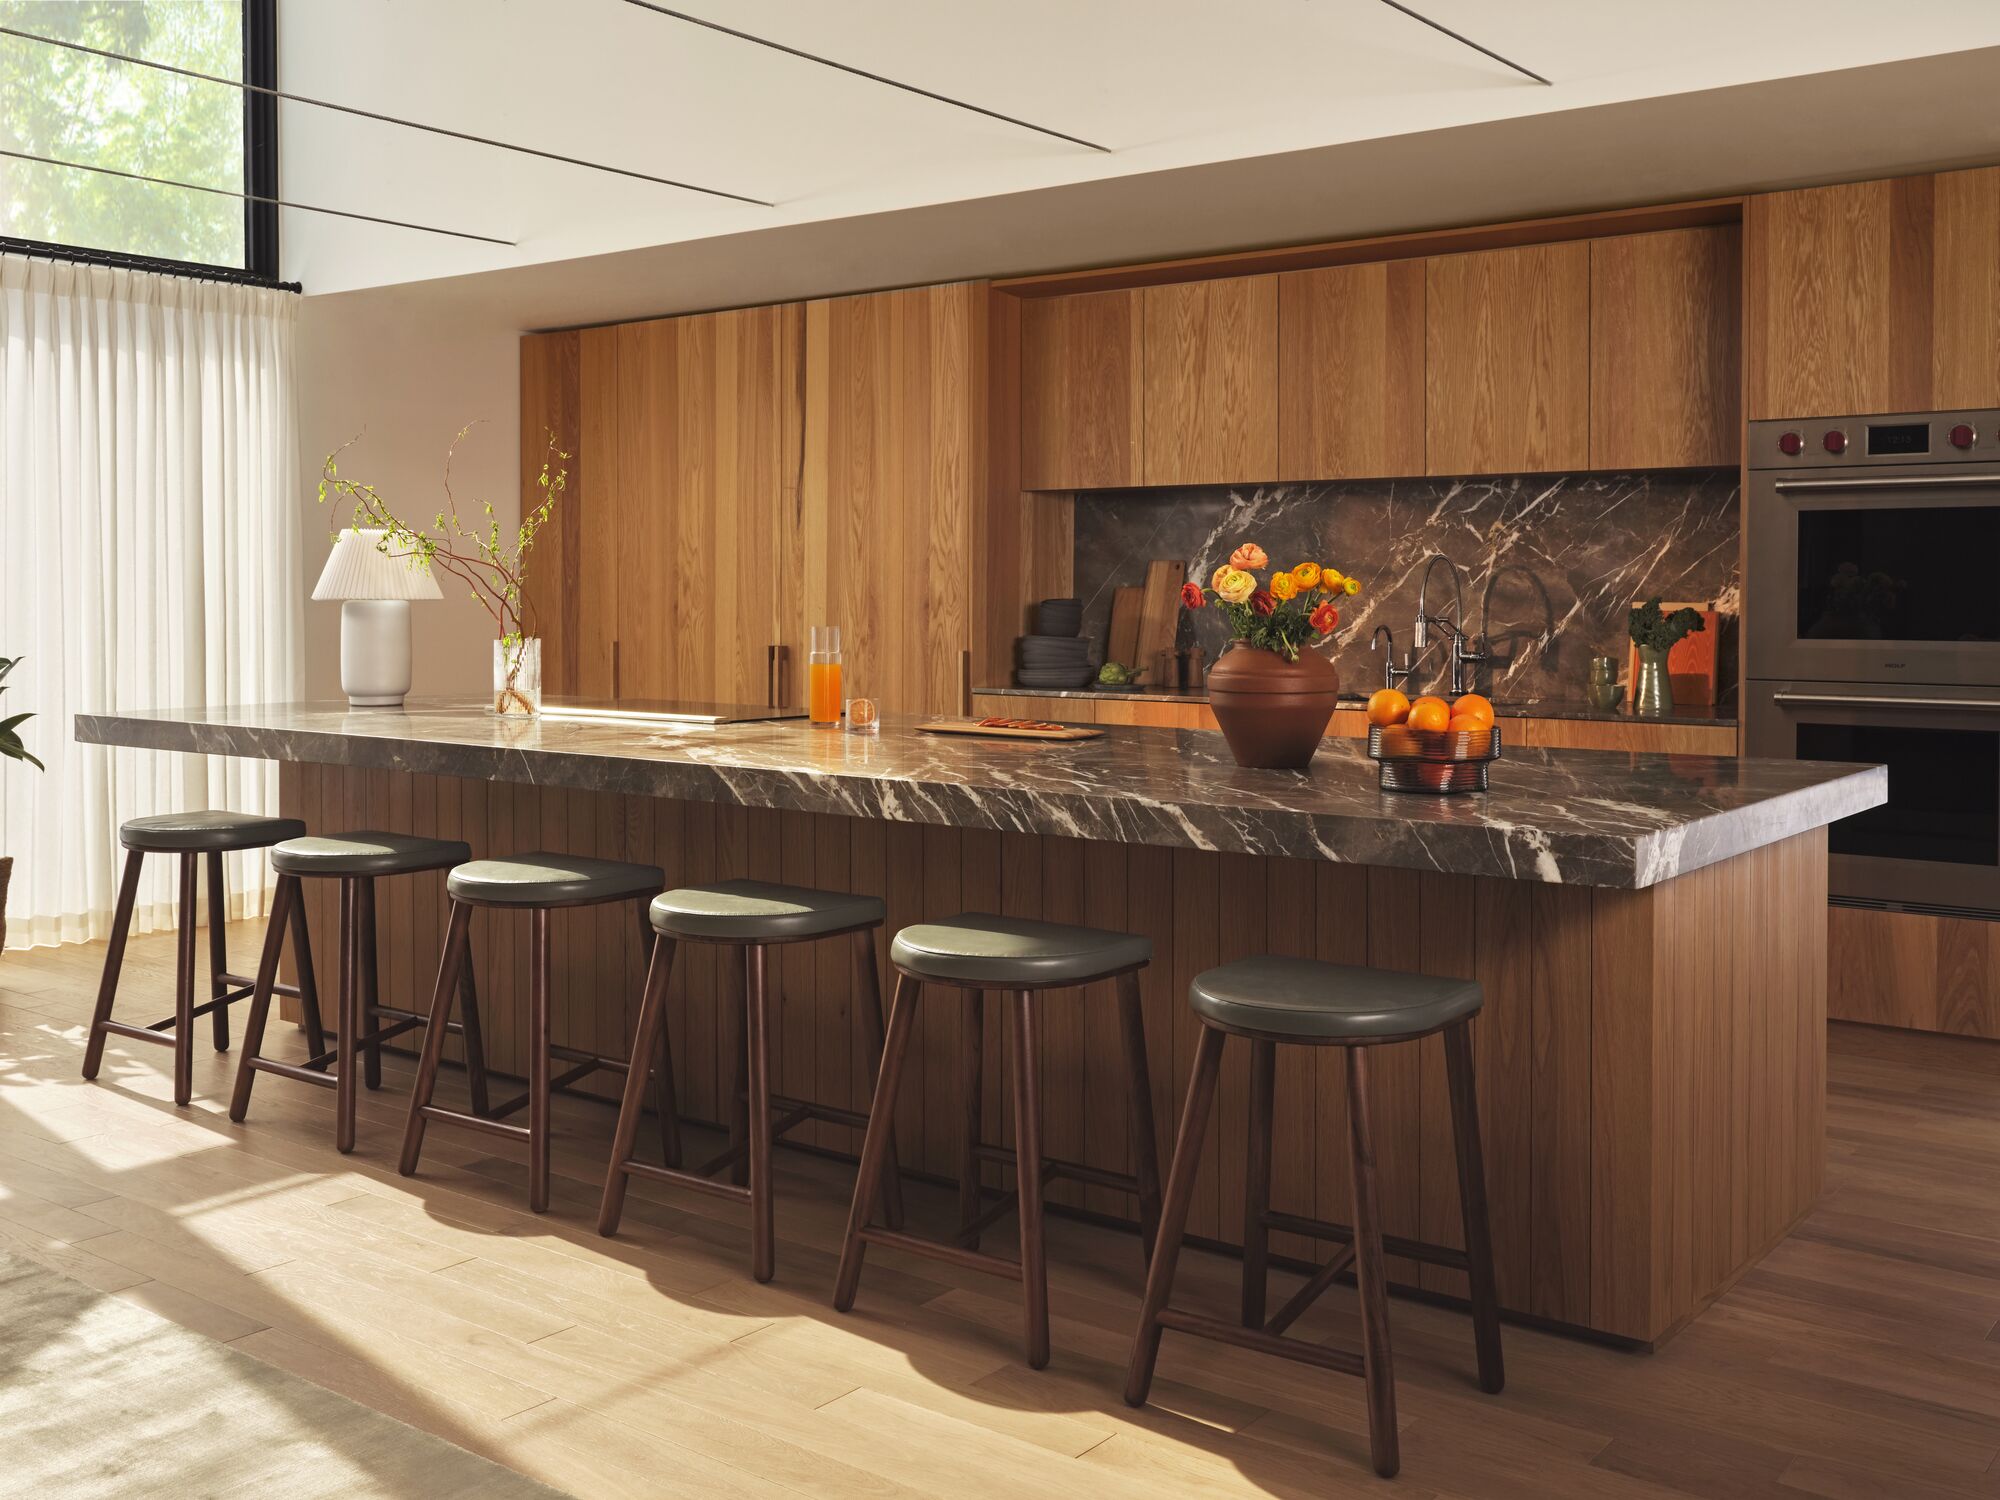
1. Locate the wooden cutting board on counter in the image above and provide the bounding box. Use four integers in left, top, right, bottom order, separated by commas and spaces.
917, 717, 1103, 741
1106, 586, 1143, 669
1134, 559, 1187, 682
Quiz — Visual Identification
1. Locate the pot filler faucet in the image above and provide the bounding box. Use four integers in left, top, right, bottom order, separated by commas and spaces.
1411, 554, 1488, 696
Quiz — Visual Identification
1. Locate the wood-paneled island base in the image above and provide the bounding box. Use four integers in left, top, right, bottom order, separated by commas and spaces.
74, 702, 1884, 1347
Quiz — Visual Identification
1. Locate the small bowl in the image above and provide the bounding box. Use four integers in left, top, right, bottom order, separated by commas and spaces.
1584, 683, 1625, 711
1035, 598, 1083, 637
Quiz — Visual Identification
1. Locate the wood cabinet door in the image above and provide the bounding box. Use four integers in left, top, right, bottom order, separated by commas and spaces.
1277, 259, 1425, 480
1426, 243, 1589, 475
1932, 166, 2000, 410
1019, 289, 1143, 490
1142, 275, 1279, 484
805, 283, 982, 718
518, 327, 617, 699
1589, 227, 1741, 470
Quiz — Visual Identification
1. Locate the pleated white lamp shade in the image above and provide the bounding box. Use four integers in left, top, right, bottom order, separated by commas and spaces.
312, 529, 443, 601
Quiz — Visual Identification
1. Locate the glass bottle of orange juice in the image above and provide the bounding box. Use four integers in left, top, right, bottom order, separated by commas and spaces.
808, 626, 843, 726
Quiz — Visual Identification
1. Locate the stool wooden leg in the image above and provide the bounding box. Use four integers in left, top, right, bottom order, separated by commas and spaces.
599, 933, 676, 1237
639, 911, 681, 1169
1125, 1023, 1226, 1407
1117, 970, 1162, 1259
335, 877, 360, 1153
457, 938, 490, 1115
82, 849, 144, 1081
171, 854, 199, 1106
1009, 989, 1051, 1369
1346, 1045, 1400, 1479
728, 944, 751, 1188
205, 851, 230, 1052
359, 878, 383, 1090
853, 927, 904, 1232
746, 942, 776, 1281
1242, 1037, 1276, 1328
229, 874, 298, 1122
956, 988, 985, 1249
833, 973, 920, 1313
1445, 1019, 1505, 1395
400, 901, 473, 1176
289, 890, 326, 1062
529, 907, 553, 1213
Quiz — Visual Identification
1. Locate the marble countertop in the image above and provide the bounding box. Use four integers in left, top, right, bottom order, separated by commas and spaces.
977, 684, 1738, 729
74, 699, 1881, 890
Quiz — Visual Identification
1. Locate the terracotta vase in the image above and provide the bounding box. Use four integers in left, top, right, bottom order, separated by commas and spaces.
1206, 644, 1341, 769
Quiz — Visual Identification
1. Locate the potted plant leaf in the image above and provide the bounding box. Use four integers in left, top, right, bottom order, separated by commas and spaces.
1628, 599, 1706, 717
0, 655, 45, 954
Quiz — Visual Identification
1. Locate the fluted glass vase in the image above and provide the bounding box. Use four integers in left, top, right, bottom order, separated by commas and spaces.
493, 636, 542, 717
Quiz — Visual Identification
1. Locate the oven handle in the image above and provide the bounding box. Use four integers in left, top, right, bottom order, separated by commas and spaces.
1771, 690, 2000, 712
1773, 472, 2000, 492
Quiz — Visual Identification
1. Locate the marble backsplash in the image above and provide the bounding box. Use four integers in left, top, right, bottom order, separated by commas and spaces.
1070, 470, 1740, 704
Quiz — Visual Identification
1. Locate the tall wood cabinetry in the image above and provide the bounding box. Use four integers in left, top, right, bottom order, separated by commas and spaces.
523, 284, 985, 717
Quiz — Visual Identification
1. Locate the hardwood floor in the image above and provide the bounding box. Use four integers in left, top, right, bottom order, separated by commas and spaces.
4, 922, 1999, 1499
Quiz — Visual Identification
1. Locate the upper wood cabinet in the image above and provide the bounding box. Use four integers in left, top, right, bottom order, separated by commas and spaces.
1746, 168, 2000, 418
1019, 289, 1142, 489
1589, 227, 1741, 469
1142, 275, 1279, 485
1425, 243, 1590, 476
1277, 258, 1425, 480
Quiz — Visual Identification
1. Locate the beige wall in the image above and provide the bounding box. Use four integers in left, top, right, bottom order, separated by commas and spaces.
295, 288, 522, 701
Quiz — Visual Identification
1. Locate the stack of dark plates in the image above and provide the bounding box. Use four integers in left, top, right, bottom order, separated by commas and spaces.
1017, 598, 1093, 689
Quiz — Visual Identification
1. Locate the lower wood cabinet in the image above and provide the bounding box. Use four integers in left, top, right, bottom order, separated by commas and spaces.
1829, 903, 2000, 1041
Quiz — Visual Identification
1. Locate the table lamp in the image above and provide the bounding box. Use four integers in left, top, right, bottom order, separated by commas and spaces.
313, 528, 442, 708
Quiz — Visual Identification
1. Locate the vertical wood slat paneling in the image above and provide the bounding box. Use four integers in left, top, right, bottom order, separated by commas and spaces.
279, 765, 1825, 1342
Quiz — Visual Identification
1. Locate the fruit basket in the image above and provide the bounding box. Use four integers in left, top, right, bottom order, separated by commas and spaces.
1367, 722, 1503, 794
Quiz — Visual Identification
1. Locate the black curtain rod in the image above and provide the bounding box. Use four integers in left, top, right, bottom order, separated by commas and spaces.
0, 234, 302, 292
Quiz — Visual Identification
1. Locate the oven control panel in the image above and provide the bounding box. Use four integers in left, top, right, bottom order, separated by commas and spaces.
1751, 408, 2000, 469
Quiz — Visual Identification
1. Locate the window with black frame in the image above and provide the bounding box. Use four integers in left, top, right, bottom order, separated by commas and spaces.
0, 0, 275, 281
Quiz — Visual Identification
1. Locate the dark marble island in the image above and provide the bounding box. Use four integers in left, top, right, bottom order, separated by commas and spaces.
76, 700, 1883, 1347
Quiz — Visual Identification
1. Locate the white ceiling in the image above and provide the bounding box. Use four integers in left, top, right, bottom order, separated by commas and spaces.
277, 0, 2000, 298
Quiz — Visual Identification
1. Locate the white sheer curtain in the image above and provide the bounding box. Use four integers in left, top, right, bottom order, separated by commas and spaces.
0, 253, 301, 949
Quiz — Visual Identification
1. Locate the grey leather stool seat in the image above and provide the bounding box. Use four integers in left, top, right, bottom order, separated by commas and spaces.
402, 852, 667, 1213
835, 912, 1163, 1369
600, 879, 900, 1283
1127, 955, 1505, 1480
84, 810, 310, 1107
230, 832, 483, 1153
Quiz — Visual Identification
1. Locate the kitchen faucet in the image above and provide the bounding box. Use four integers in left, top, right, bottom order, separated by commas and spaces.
1412, 553, 1488, 696
1370, 625, 1415, 692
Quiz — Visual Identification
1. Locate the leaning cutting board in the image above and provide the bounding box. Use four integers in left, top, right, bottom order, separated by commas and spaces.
1134, 559, 1187, 682
917, 717, 1103, 741
1106, 586, 1144, 670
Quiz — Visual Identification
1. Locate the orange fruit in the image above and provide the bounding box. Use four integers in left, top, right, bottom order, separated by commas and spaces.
1447, 713, 1485, 734
1451, 693, 1496, 727
1406, 697, 1451, 733
1366, 688, 1411, 727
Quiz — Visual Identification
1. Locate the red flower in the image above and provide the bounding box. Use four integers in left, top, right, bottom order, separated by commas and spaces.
1309, 601, 1340, 634
1250, 589, 1276, 616
1179, 581, 1205, 610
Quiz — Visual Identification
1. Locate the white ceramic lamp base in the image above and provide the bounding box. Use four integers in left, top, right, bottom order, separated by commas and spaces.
339, 598, 414, 708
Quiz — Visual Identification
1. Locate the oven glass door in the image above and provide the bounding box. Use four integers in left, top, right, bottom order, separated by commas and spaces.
1747, 468, 2000, 685
1746, 683, 2000, 912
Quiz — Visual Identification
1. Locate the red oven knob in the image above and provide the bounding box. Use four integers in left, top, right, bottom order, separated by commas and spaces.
1777, 431, 1803, 456
1822, 429, 1848, 454
1950, 422, 1976, 449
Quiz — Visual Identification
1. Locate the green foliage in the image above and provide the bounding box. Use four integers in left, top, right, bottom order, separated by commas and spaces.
0, 1, 244, 266
0, 657, 43, 771
317, 424, 569, 663
1629, 598, 1706, 653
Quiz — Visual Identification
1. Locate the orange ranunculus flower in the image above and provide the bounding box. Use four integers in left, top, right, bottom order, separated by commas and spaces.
1342, 574, 1361, 596
1229, 542, 1269, 571
1310, 601, 1340, 634
1269, 570, 1298, 601
1211, 563, 1234, 593
1322, 567, 1345, 590
1179, 581, 1205, 609
1213, 566, 1256, 605
1290, 562, 1321, 589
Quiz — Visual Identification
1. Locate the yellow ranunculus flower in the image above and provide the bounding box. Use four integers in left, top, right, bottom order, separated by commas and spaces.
1322, 567, 1344, 589
1214, 567, 1256, 605
1211, 564, 1234, 593
1342, 574, 1361, 596
1269, 571, 1298, 601
1290, 562, 1320, 590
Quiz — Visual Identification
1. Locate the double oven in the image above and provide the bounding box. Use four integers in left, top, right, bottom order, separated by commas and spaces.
1746, 409, 2000, 915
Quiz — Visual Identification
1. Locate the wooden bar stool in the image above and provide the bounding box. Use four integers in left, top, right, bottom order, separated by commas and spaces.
599, 879, 904, 1283
228, 831, 486, 1153
82, 810, 308, 1106
1125, 955, 1504, 1479
399, 852, 666, 1212
834, 913, 1163, 1369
